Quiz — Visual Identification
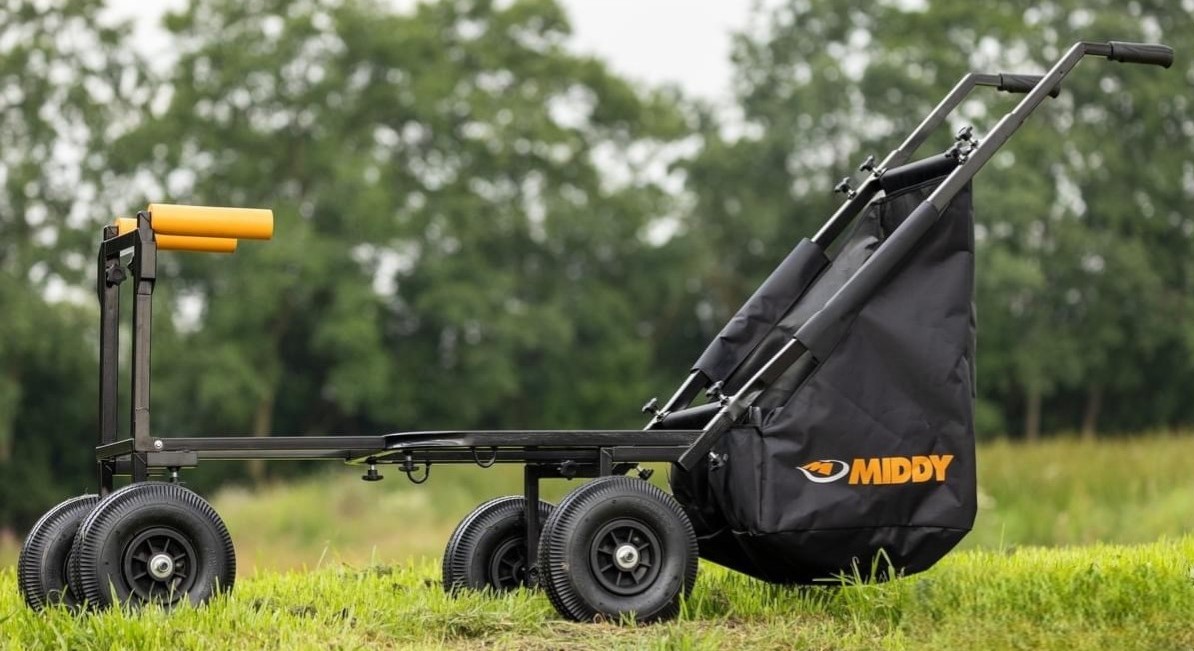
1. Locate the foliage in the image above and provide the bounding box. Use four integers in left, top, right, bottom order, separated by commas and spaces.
0, 0, 146, 525
122, 0, 690, 457
1, 0, 1193, 530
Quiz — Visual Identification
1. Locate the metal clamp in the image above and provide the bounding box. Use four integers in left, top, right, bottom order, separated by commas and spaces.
471, 446, 498, 468
400, 454, 431, 484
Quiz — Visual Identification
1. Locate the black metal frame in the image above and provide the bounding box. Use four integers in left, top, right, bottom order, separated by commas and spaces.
95, 215, 703, 573
92, 39, 1171, 582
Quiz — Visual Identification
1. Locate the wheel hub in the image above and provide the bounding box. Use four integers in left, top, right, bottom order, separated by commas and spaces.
122, 526, 198, 602
589, 518, 662, 596
148, 553, 175, 580
488, 537, 528, 590
614, 544, 639, 570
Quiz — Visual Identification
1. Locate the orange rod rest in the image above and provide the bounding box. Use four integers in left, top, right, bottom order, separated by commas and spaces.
157, 235, 238, 253
147, 203, 274, 240
114, 217, 137, 236
113, 217, 239, 253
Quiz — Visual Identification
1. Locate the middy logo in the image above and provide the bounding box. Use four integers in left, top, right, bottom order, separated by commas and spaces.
795, 459, 850, 483
798, 455, 954, 485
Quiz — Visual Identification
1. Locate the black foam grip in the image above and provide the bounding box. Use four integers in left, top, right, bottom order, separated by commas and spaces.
998, 73, 1061, 98
879, 154, 959, 194
657, 403, 720, 430
1108, 41, 1174, 68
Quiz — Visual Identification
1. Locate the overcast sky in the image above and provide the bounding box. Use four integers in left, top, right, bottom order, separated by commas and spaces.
107, 0, 758, 103
562, 1, 756, 101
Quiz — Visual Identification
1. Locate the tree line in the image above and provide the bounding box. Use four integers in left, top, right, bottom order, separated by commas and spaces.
1, 0, 1191, 528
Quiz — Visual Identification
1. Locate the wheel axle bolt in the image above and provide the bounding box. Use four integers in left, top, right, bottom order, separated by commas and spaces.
614, 544, 639, 570
148, 553, 174, 580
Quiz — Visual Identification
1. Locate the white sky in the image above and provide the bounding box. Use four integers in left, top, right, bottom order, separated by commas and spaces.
562, 1, 755, 101
107, 0, 757, 103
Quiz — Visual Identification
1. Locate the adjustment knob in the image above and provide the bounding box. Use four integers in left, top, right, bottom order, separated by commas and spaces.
955, 125, 974, 141
858, 154, 877, 174
833, 177, 857, 199
641, 397, 659, 415
705, 381, 725, 401
361, 464, 384, 482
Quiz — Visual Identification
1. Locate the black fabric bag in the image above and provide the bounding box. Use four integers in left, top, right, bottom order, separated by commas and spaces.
671, 176, 977, 583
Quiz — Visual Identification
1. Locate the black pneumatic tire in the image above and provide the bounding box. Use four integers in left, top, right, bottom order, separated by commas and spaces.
538, 476, 698, 623
68, 482, 235, 610
17, 494, 101, 610
442, 496, 554, 593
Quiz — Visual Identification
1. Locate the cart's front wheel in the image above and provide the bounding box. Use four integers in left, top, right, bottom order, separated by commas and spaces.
68, 482, 235, 610
442, 496, 554, 593
17, 494, 101, 610
538, 476, 698, 623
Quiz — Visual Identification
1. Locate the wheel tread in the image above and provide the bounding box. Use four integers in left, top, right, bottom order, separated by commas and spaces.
538, 476, 698, 623
442, 496, 552, 593
17, 494, 100, 610
69, 482, 235, 610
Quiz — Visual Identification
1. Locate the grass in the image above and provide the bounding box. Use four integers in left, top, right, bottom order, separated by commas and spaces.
1, 541, 1192, 650
2, 434, 1193, 649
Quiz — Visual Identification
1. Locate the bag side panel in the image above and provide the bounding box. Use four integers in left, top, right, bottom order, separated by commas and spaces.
695, 180, 978, 583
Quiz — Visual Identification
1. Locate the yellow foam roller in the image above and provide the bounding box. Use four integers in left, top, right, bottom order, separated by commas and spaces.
147, 203, 274, 240
114, 217, 239, 253
157, 234, 238, 253
114, 216, 137, 236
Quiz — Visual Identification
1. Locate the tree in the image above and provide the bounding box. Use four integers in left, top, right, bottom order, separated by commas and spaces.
0, 0, 147, 526
112, 0, 688, 482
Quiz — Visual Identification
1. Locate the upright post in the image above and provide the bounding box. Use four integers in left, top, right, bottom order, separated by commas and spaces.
129, 212, 158, 481
96, 225, 122, 494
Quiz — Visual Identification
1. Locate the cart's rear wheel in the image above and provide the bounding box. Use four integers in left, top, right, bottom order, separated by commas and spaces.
442, 496, 553, 593
17, 494, 101, 610
538, 476, 698, 623
68, 482, 235, 610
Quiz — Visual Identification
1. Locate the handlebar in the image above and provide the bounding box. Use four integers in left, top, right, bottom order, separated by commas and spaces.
995, 73, 1061, 97
1107, 41, 1174, 68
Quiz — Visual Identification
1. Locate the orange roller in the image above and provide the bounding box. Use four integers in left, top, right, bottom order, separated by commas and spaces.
113, 217, 238, 253
156, 234, 238, 253
115, 216, 138, 236
147, 203, 274, 240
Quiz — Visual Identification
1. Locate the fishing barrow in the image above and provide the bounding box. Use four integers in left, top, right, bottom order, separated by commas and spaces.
17, 40, 1173, 622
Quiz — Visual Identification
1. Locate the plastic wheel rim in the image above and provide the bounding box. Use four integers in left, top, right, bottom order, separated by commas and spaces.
488, 537, 527, 590
588, 518, 661, 596
121, 527, 198, 603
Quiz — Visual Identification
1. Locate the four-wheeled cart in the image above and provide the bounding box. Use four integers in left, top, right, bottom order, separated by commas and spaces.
17, 40, 1174, 622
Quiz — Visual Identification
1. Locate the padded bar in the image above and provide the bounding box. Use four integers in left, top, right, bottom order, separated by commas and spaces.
148, 203, 274, 240
1107, 41, 1174, 68
656, 402, 721, 430
114, 216, 137, 236
879, 154, 959, 194
114, 217, 239, 253
157, 235, 238, 253
997, 73, 1062, 97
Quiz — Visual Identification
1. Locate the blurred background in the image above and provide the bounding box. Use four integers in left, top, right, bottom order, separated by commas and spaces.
1, 0, 1192, 570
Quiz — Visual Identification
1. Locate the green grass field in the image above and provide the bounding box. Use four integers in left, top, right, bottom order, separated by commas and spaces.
2, 435, 1193, 649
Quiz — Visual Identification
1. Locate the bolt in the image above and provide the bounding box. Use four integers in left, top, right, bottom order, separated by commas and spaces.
148, 553, 174, 580
153, 439, 164, 450
614, 544, 639, 570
